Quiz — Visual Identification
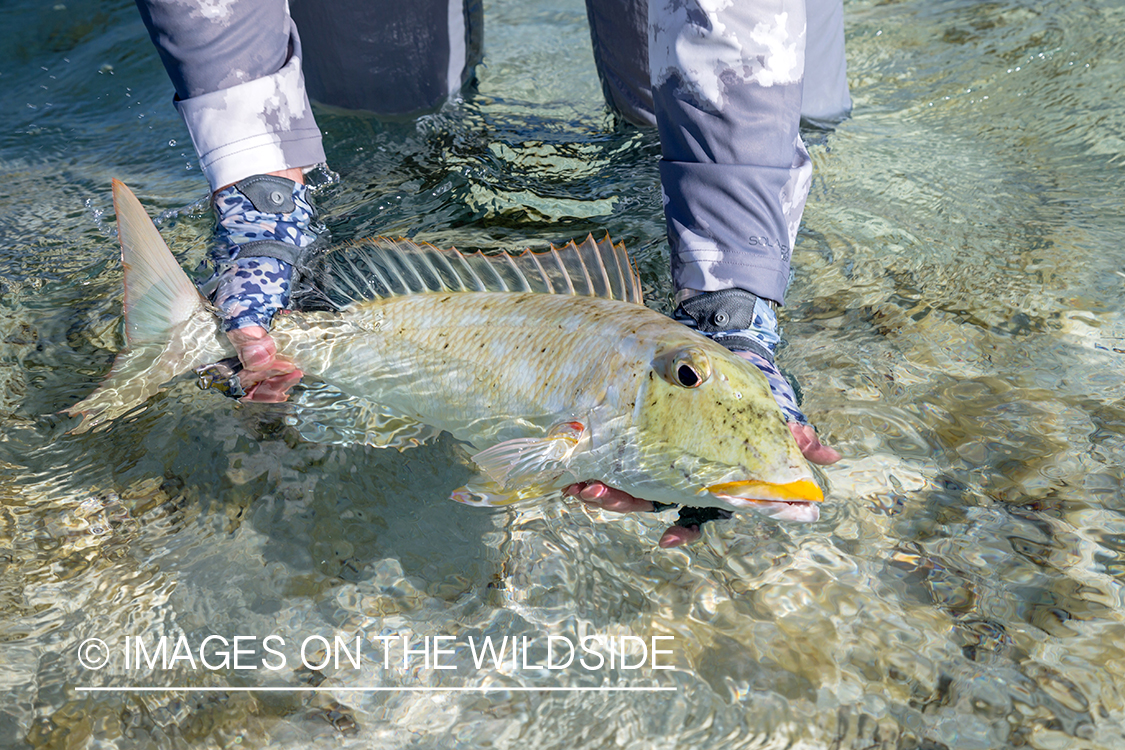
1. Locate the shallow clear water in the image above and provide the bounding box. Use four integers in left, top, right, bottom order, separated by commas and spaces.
2, 0, 1125, 747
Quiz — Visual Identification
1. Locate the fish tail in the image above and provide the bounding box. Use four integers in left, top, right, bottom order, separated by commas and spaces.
66, 180, 230, 432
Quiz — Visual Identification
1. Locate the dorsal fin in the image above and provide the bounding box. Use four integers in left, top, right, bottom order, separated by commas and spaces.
294, 234, 643, 310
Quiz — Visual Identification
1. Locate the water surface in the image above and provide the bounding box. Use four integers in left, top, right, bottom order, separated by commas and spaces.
1, 0, 1124, 747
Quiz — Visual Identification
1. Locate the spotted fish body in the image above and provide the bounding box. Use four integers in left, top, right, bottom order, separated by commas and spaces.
68, 181, 823, 516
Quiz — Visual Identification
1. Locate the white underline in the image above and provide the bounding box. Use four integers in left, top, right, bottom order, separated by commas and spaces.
76, 686, 676, 693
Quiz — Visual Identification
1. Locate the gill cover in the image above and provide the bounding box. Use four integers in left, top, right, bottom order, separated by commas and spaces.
634, 338, 815, 496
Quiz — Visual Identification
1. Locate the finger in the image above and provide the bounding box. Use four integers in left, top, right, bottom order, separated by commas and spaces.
658, 524, 702, 548
564, 482, 654, 513
242, 369, 304, 403
789, 422, 842, 465
227, 326, 277, 371
237, 360, 299, 390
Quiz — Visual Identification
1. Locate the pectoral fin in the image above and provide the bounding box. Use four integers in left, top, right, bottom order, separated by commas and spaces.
469, 421, 585, 491
450, 478, 562, 508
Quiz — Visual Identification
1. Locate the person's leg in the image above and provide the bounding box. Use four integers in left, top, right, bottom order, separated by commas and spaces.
587, 0, 814, 304
137, 0, 488, 183
649, 0, 810, 307
584, 0, 654, 127
135, 0, 325, 192
802, 0, 852, 127
291, 0, 484, 116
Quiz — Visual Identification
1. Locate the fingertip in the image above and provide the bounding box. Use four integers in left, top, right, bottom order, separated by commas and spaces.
790, 423, 843, 465
658, 525, 700, 548
241, 382, 284, 403
809, 444, 843, 465
240, 342, 273, 370
241, 370, 303, 403
570, 482, 654, 513
579, 483, 608, 502
562, 483, 585, 498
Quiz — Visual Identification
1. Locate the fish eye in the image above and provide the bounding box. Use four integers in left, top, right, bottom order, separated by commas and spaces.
676, 363, 702, 388
667, 348, 711, 388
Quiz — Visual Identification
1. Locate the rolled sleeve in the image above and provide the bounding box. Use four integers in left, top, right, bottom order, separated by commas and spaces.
649, 0, 813, 305
175, 20, 325, 191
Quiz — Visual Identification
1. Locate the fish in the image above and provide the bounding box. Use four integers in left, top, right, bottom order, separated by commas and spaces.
67, 180, 825, 519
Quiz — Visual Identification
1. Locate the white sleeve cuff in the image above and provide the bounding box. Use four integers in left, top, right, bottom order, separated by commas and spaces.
175, 25, 326, 191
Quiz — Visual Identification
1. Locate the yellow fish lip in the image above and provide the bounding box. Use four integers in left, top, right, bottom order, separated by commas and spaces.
705, 478, 824, 505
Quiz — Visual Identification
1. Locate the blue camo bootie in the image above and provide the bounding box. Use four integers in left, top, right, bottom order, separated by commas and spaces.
673, 288, 808, 426
207, 175, 323, 332
667, 287, 812, 532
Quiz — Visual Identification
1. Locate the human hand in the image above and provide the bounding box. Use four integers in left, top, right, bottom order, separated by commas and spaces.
225, 325, 303, 402
737, 348, 841, 465
565, 410, 839, 549
564, 481, 702, 548
789, 421, 840, 466
204, 172, 324, 403
569, 289, 841, 547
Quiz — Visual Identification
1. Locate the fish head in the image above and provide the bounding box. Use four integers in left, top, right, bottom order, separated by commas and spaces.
631, 338, 823, 516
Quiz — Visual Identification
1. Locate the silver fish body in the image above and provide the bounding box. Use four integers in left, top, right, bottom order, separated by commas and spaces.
68, 181, 824, 515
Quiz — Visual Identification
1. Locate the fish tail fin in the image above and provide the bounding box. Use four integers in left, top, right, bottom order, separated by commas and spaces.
66, 180, 230, 432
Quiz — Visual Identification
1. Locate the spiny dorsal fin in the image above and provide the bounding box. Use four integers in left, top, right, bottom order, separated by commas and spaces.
295, 234, 643, 310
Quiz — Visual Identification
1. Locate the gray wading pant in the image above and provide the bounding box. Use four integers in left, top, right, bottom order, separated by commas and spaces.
135, 0, 850, 304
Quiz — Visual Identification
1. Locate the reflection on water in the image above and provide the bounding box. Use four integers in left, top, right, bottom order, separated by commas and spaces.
1, 0, 1124, 747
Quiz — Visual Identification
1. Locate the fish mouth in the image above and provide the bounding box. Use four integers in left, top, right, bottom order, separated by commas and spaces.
705, 479, 824, 522
706, 478, 824, 504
